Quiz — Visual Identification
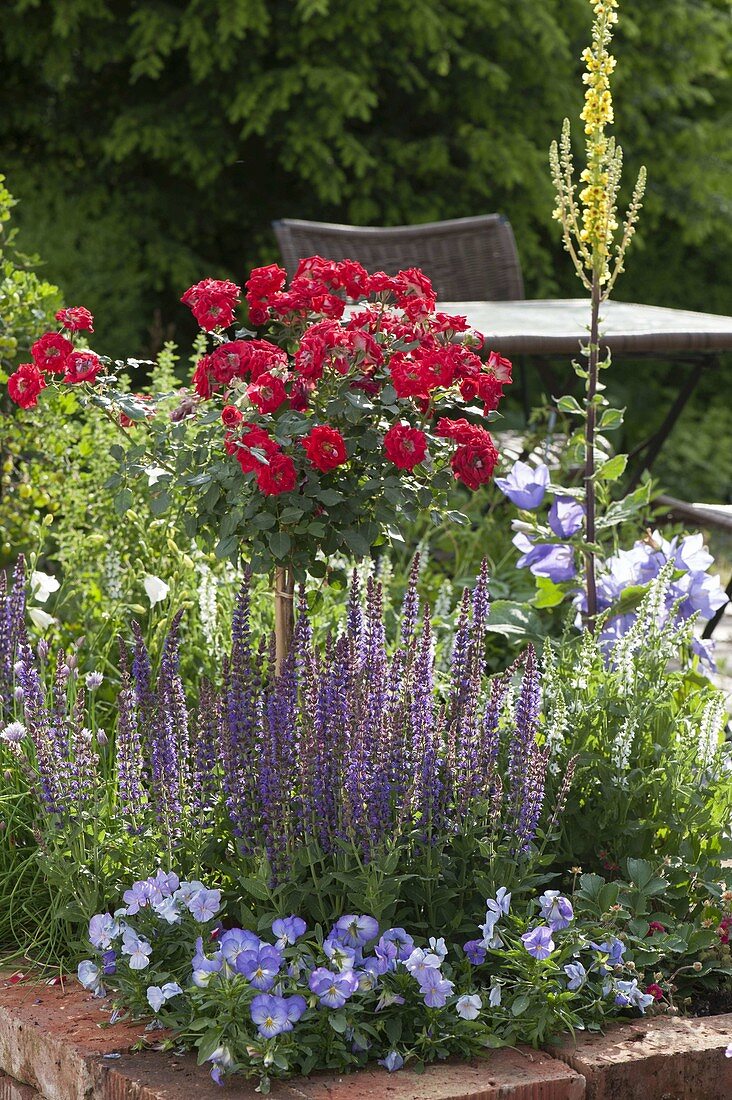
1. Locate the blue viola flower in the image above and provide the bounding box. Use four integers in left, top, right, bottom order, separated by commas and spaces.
521, 925, 555, 960
331, 914, 380, 948
378, 1051, 404, 1072
236, 944, 283, 991
272, 915, 307, 948
539, 890, 574, 931
250, 993, 291, 1038
308, 966, 359, 1008
564, 961, 587, 991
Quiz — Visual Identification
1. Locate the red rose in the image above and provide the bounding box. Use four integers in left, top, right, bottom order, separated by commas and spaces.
55, 306, 94, 332
221, 405, 243, 427
247, 371, 286, 414
63, 349, 102, 384
246, 340, 289, 382
450, 433, 498, 490
233, 424, 279, 472
7, 363, 46, 408
302, 425, 348, 473
245, 264, 287, 326
209, 341, 252, 384
383, 423, 428, 471
389, 355, 433, 399
290, 377, 315, 411
256, 451, 297, 495
487, 350, 513, 384
644, 983, 664, 1002
181, 278, 241, 330
436, 417, 478, 443
192, 354, 214, 398
31, 332, 73, 373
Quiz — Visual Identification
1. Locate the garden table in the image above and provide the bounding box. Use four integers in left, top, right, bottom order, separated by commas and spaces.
438, 297, 732, 485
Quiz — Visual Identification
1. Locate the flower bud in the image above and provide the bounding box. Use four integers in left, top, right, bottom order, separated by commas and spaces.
693, 961, 702, 972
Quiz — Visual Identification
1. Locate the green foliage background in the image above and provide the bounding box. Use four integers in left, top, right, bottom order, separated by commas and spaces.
0, 0, 730, 499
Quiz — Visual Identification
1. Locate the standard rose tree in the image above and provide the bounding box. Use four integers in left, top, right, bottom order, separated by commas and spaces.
6, 258, 512, 665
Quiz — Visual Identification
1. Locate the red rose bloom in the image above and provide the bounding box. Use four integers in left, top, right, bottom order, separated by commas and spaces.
63, 349, 102, 384
644, 983, 664, 1002
55, 306, 94, 332
256, 451, 297, 495
487, 350, 513, 383
247, 371, 286, 414
7, 363, 46, 408
192, 354, 214, 398
383, 423, 428, 471
436, 417, 478, 443
209, 341, 252, 384
302, 425, 348, 473
181, 278, 241, 330
221, 405, 243, 427
233, 424, 278, 472
389, 355, 433, 399
450, 432, 499, 490
245, 264, 287, 326
31, 332, 73, 373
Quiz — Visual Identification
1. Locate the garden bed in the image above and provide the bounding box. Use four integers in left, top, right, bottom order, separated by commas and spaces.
0, 978, 731, 1100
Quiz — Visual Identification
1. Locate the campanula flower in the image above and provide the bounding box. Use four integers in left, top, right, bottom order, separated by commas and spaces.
548, 496, 584, 538
250, 993, 291, 1038
495, 461, 550, 510
521, 925, 555, 960
514, 533, 576, 583
456, 993, 482, 1020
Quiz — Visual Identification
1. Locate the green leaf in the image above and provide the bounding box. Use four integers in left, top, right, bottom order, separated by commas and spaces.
328, 1011, 348, 1034
511, 994, 530, 1016
269, 531, 292, 559
343, 530, 371, 556
317, 488, 344, 506
599, 407, 624, 430
596, 454, 627, 481
533, 577, 566, 609
556, 394, 584, 414
113, 488, 133, 516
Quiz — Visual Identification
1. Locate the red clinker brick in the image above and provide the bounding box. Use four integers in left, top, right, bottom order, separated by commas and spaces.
290, 1048, 586, 1100
548, 1012, 732, 1100
0, 1073, 42, 1100
0, 980, 584, 1100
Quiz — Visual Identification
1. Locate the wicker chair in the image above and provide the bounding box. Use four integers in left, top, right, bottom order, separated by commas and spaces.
272, 214, 525, 302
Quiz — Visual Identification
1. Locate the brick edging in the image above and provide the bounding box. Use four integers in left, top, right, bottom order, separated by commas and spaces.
2, 977, 731, 1099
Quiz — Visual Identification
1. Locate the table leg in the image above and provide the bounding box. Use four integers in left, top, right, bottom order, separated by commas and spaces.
627, 357, 708, 490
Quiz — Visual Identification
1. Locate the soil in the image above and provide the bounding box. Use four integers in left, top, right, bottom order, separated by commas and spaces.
690, 987, 732, 1017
